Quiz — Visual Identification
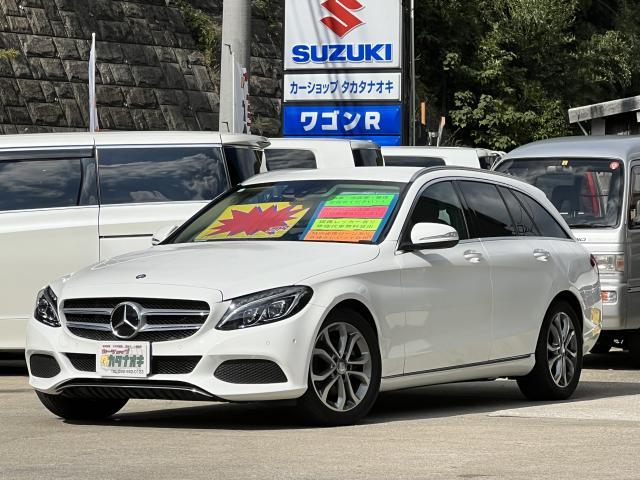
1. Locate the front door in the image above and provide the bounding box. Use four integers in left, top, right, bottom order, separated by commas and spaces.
399, 181, 492, 373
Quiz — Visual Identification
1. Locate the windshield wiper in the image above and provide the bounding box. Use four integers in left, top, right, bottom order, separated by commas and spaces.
567, 223, 613, 229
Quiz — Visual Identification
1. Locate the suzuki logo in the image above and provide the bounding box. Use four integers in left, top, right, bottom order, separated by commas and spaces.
320, 0, 364, 38
110, 302, 145, 340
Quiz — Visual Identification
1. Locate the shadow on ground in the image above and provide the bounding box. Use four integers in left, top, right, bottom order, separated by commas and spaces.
55, 351, 638, 430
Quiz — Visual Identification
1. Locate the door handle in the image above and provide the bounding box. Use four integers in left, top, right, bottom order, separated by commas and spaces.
464, 250, 483, 263
533, 249, 551, 262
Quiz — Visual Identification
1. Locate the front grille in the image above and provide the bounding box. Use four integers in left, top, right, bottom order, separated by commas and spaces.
66, 353, 201, 375
29, 354, 61, 378
62, 297, 210, 343
214, 359, 287, 384
57, 379, 219, 401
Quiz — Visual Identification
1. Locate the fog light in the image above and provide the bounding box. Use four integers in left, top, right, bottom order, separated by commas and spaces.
601, 291, 618, 304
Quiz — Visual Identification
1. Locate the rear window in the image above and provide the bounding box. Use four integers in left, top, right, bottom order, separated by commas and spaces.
98, 146, 229, 205
0, 158, 97, 212
265, 149, 317, 170
384, 156, 445, 168
353, 149, 383, 167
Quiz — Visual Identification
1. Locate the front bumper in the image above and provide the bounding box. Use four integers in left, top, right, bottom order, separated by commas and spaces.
599, 280, 627, 330
26, 303, 327, 402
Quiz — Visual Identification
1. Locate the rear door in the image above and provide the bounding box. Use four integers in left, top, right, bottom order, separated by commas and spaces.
457, 181, 556, 360
0, 153, 98, 349
97, 145, 230, 260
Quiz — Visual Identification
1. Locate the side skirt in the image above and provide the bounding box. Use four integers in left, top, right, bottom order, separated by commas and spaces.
379, 354, 534, 392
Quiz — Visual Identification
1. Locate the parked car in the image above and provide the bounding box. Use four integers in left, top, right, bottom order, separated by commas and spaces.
0, 131, 268, 353
263, 138, 383, 171
382, 146, 503, 169
494, 136, 640, 356
27, 166, 601, 425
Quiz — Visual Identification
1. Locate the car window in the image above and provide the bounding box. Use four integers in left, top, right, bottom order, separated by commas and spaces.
98, 146, 229, 205
0, 158, 97, 212
353, 149, 383, 167
384, 156, 445, 168
408, 181, 468, 240
265, 149, 317, 170
458, 181, 515, 238
498, 187, 538, 236
512, 190, 570, 239
224, 146, 262, 185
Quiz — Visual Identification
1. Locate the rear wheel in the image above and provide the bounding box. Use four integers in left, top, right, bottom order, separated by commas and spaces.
36, 391, 128, 420
298, 308, 381, 426
517, 301, 582, 401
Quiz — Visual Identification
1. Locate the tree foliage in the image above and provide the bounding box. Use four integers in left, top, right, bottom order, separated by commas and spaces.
415, 0, 640, 149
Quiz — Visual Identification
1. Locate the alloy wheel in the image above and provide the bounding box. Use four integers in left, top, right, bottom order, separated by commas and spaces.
547, 312, 578, 388
310, 322, 372, 412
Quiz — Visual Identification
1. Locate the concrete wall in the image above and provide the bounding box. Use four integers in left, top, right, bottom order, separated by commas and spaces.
0, 0, 284, 136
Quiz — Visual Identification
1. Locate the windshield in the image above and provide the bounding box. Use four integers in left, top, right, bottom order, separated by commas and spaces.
171, 180, 405, 244
496, 157, 624, 228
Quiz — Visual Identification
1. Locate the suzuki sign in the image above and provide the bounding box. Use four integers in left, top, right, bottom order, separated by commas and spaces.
285, 0, 402, 70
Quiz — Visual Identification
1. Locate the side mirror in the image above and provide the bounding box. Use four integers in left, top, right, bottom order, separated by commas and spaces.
151, 224, 177, 246
405, 223, 460, 250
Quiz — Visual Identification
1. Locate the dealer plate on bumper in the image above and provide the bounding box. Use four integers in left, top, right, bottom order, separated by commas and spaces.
97, 342, 150, 378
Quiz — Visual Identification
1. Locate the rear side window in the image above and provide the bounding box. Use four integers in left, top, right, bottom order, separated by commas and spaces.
384, 156, 445, 168
98, 147, 229, 205
224, 146, 262, 185
498, 187, 538, 236
265, 149, 317, 170
0, 158, 97, 212
512, 190, 569, 239
353, 148, 383, 167
458, 181, 515, 238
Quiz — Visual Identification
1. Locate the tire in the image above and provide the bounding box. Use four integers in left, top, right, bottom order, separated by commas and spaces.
298, 308, 381, 426
589, 335, 613, 354
517, 300, 583, 401
36, 391, 128, 420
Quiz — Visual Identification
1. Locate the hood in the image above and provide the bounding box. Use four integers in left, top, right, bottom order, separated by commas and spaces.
65, 241, 380, 300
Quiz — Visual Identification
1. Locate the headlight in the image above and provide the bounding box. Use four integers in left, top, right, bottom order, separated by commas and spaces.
593, 254, 624, 273
34, 286, 61, 328
217, 286, 313, 331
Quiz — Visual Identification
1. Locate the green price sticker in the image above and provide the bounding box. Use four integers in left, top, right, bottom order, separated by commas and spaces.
324, 193, 396, 207
310, 218, 382, 231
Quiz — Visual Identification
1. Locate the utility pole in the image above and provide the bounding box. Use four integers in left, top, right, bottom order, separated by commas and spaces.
219, 0, 252, 133
410, 0, 416, 145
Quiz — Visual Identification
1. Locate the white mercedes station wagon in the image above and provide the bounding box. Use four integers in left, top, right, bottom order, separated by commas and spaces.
27, 167, 602, 425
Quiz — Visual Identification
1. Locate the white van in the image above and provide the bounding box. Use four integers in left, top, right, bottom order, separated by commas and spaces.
0, 131, 268, 352
263, 138, 383, 170
382, 146, 503, 169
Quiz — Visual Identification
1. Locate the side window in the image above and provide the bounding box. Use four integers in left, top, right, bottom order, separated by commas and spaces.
384, 156, 445, 168
498, 187, 538, 236
408, 181, 468, 240
458, 181, 515, 238
98, 147, 229, 205
224, 146, 262, 185
0, 158, 96, 212
265, 149, 317, 170
629, 166, 640, 228
353, 149, 383, 167
512, 190, 570, 239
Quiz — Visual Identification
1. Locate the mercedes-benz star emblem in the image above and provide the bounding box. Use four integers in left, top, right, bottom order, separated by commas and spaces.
110, 302, 145, 339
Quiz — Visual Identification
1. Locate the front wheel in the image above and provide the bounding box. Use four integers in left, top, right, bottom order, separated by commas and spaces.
36, 391, 128, 420
517, 301, 582, 401
298, 308, 381, 426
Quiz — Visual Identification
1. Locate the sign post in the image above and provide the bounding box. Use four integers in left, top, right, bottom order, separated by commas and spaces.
283, 0, 404, 146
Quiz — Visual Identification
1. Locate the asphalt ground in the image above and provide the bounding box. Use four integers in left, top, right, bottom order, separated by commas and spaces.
1, 351, 639, 480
